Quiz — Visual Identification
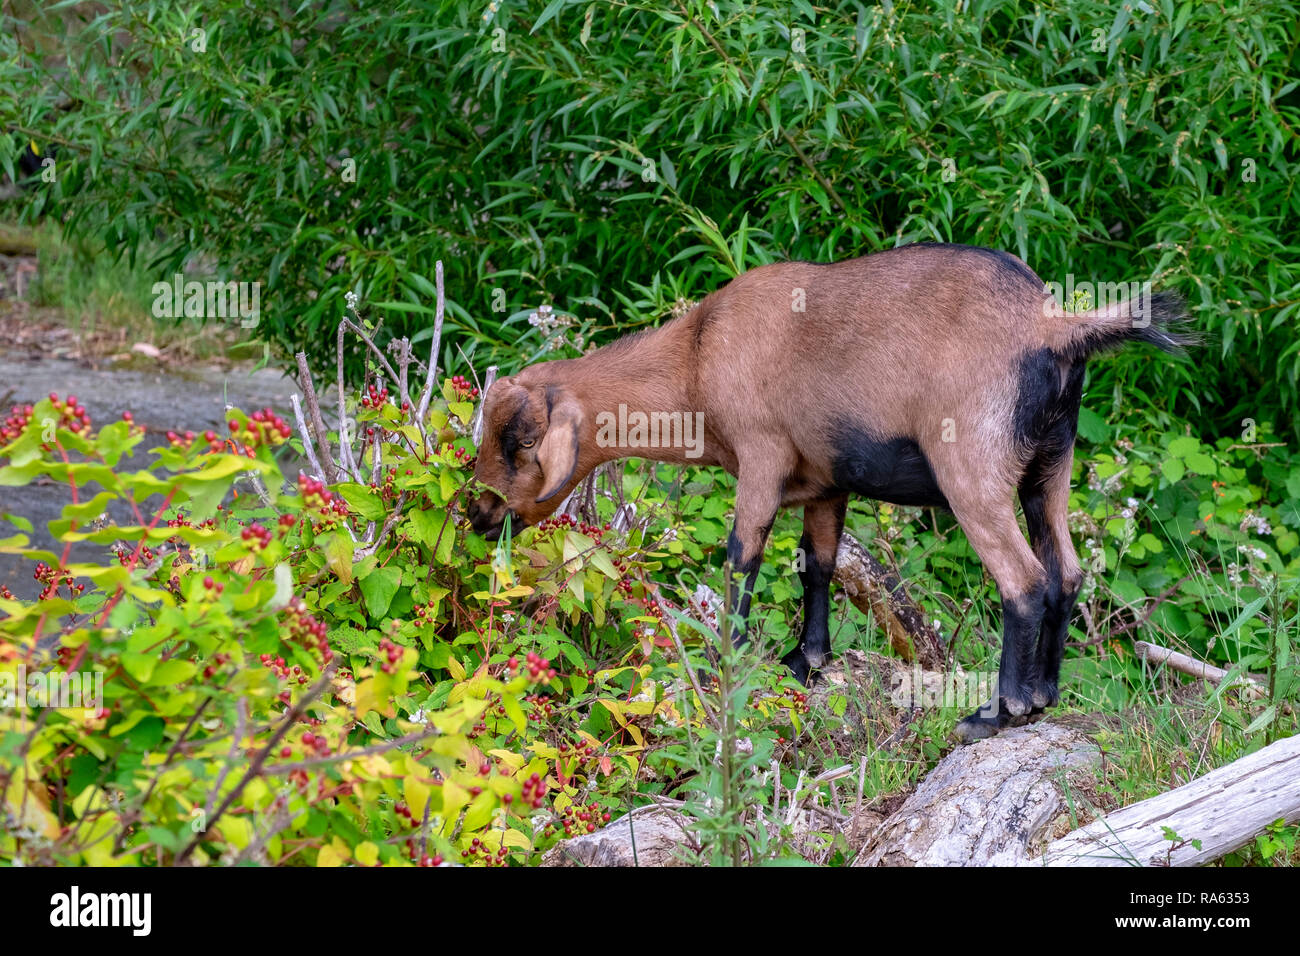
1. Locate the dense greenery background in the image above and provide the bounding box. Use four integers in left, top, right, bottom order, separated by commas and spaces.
3, 0, 1298, 437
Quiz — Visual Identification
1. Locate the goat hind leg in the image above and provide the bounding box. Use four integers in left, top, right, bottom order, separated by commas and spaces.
1030, 463, 1082, 710
950, 496, 1047, 744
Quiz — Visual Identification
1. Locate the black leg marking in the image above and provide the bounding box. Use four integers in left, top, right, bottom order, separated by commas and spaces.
954, 584, 1046, 744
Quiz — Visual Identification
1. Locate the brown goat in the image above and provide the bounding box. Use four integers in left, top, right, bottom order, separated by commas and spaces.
468, 243, 1189, 742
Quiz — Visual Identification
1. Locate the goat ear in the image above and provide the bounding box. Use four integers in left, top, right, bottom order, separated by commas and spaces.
535, 394, 583, 503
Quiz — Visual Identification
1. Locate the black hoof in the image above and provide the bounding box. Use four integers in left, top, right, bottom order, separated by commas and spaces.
1030, 682, 1059, 710
781, 646, 812, 686
952, 698, 1031, 745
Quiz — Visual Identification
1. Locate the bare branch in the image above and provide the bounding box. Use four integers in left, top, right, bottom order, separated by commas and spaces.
471, 365, 498, 446
290, 394, 326, 480
294, 352, 339, 482
416, 260, 446, 449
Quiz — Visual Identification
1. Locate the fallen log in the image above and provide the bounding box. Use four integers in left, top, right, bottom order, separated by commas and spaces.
854, 721, 1101, 866
1031, 732, 1300, 866
832, 534, 946, 670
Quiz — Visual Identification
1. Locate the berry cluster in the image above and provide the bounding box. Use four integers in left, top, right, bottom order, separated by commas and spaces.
437, 442, 473, 466
613, 558, 635, 596
554, 801, 610, 837
377, 637, 404, 674
518, 771, 546, 810
259, 653, 295, 681
297, 473, 349, 530
360, 382, 389, 409
779, 686, 810, 715
227, 408, 291, 452
449, 375, 480, 400
1, 402, 34, 444
51, 393, 92, 434
557, 737, 596, 760
507, 651, 557, 683
164, 513, 215, 547
689, 594, 719, 631
117, 544, 156, 567
412, 600, 440, 629
283, 596, 333, 666
201, 652, 231, 679
460, 836, 508, 866
299, 731, 331, 757
535, 513, 612, 540
627, 596, 669, 646
522, 693, 554, 721
201, 575, 226, 597
239, 522, 272, 551
165, 429, 198, 449
33, 561, 84, 600
367, 466, 398, 496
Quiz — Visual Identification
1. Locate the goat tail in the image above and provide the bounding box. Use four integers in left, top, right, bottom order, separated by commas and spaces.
1047, 289, 1197, 365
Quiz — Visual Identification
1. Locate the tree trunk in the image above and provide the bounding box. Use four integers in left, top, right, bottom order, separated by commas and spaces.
1033, 733, 1300, 866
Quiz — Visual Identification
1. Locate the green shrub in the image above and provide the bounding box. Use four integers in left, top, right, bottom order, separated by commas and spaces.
3, 0, 1297, 436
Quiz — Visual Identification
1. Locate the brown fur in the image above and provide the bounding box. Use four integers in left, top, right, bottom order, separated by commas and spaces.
468, 243, 1187, 739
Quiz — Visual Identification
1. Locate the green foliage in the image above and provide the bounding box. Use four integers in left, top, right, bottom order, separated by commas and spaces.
0, 375, 825, 865
3, 0, 1298, 435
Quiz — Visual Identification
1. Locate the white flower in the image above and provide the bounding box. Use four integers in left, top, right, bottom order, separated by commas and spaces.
345, 290, 359, 310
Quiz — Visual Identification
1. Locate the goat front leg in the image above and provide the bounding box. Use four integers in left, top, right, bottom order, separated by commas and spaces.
781, 495, 847, 684
722, 454, 787, 656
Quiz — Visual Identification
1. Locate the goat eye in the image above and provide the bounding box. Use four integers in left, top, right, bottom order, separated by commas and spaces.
519, 438, 535, 449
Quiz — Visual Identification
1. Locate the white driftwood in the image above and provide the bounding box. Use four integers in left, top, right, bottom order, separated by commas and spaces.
855, 722, 1100, 866
1134, 640, 1264, 694
1031, 733, 1300, 867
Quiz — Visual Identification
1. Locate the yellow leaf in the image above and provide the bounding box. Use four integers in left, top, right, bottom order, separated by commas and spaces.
405, 775, 432, 819
488, 749, 527, 771
596, 699, 627, 727
355, 842, 379, 866
317, 844, 346, 867
353, 677, 391, 718
220, 815, 252, 850
440, 779, 470, 829
446, 654, 465, 681
502, 828, 532, 849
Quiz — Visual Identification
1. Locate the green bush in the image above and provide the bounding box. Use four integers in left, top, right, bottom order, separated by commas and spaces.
3, 0, 1298, 435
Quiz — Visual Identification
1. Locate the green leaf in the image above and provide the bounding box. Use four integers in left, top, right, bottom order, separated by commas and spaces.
359, 565, 402, 619
1076, 407, 1110, 443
